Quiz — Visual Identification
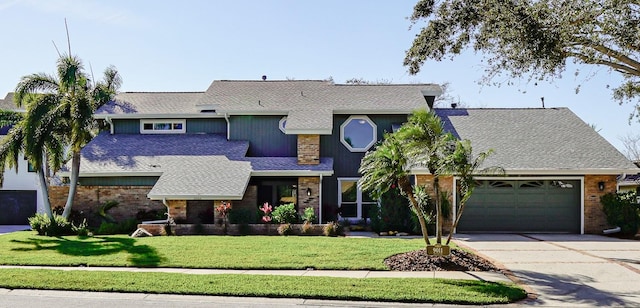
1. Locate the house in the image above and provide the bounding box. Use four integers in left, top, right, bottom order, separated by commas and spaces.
0, 93, 44, 224
46, 79, 637, 234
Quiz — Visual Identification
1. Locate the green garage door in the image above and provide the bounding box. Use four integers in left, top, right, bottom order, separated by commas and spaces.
0, 190, 37, 225
457, 180, 580, 233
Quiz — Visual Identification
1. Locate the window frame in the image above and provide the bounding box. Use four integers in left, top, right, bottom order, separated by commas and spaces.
339, 115, 377, 152
337, 177, 378, 221
140, 119, 186, 134
279, 116, 287, 134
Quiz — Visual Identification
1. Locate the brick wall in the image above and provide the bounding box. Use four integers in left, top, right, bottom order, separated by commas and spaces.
297, 134, 320, 165
298, 177, 320, 223
167, 200, 187, 222
415, 175, 454, 234
584, 174, 617, 233
49, 185, 165, 226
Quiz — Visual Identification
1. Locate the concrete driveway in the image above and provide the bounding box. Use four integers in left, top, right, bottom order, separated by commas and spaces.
455, 234, 640, 307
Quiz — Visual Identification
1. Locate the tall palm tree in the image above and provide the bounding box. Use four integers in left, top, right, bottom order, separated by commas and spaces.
13, 55, 121, 219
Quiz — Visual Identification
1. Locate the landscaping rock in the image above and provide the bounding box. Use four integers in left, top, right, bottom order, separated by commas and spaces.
385, 249, 501, 272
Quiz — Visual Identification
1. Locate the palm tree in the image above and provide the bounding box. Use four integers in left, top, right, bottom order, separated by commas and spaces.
13, 55, 121, 219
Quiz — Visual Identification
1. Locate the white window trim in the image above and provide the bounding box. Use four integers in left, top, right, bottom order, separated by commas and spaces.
140, 119, 186, 134
337, 177, 377, 221
279, 116, 287, 134
340, 115, 377, 152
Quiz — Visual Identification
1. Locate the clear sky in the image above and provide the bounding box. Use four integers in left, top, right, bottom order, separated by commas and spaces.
0, 0, 637, 154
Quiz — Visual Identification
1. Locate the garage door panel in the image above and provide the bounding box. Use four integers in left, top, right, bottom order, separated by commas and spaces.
0, 191, 36, 225
458, 180, 580, 233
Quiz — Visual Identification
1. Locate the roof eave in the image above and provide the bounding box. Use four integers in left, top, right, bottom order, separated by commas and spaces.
94, 113, 226, 119
147, 194, 245, 201
251, 170, 334, 177
410, 168, 640, 176
285, 128, 332, 135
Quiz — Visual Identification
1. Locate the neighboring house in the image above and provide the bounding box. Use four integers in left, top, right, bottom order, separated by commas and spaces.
0, 92, 44, 224
47, 79, 637, 234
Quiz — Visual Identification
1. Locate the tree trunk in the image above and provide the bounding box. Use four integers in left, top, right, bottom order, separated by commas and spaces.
62, 151, 80, 218
446, 200, 467, 245
434, 177, 442, 244
398, 177, 430, 246
37, 167, 53, 221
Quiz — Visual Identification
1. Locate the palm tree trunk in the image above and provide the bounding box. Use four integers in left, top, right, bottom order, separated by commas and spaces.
62, 151, 80, 218
37, 167, 53, 221
398, 177, 431, 246
445, 200, 467, 245
434, 177, 442, 244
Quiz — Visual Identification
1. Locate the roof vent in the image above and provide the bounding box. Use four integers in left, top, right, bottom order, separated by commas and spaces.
196, 103, 219, 113
451, 103, 457, 109
262, 75, 267, 81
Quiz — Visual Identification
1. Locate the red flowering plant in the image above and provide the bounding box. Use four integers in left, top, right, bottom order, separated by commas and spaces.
216, 201, 232, 234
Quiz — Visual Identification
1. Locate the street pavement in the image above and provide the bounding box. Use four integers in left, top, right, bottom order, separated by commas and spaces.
454, 233, 640, 307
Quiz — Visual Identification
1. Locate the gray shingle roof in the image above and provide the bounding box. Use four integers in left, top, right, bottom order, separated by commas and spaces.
77, 132, 334, 199
147, 156, 252, 200
435, 108, 638, 173
95, 92, 204, 116
95, 81, 442, 132
0, 93, 23, 112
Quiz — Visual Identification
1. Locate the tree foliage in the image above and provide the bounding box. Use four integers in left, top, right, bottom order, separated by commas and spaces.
405, 0, 640, 117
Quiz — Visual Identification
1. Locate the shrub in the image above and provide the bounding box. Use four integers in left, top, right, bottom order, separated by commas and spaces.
601, 192, 640, 236
301, 207, 316, 223
272, 203, 298, 224
259, 202, 273, 223
28, 213, 74, 236
95, 218, 139, 235
301, 221, 313, 235
323, 221, 344, 237
277, 223, 294, 235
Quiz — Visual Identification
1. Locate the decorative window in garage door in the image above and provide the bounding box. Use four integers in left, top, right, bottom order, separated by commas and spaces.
551, 180, 574, 189
489, 181, 513, 188
519, 181, 544, 188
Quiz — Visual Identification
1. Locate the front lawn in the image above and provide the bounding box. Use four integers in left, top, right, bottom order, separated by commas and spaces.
0, 231, 425, 269
0, 268, 526, 304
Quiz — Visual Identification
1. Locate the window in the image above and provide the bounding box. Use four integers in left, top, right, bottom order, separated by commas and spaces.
279, 116, 287, 133
140, 119, 186, 134
337, 178, 377, 221
340, 116, 377, 152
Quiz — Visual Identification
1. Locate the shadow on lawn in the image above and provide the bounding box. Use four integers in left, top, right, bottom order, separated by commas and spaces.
11, 236, 163, 267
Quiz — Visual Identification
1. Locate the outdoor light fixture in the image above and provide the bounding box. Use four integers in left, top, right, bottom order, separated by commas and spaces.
306, 188, 312, 196
598, 181, 605, 191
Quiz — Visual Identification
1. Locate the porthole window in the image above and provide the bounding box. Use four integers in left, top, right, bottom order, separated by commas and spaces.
279, 116, 287, 133
340, 116, 377, 152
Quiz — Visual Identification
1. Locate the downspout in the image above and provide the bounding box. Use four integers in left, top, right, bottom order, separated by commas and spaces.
224, 113, 230, 140
105, 116, 114, 135
162, 198, 170, 222
319, 174, 323, 223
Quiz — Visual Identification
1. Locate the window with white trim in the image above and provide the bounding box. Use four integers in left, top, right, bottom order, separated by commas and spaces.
279, 116, 287, 133
337, 178, 377, 221
140, 119, 186, 134
340, 116, 377, 152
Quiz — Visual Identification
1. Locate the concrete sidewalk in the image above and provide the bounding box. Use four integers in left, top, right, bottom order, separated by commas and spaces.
0, 265, 511, 283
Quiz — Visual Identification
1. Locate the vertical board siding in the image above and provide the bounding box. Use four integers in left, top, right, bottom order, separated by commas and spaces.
320, 114, 408, 220
187, 118, 227, 134
113, 119, 140, 134
78, 177, 160, 186
230, 115, 297, 157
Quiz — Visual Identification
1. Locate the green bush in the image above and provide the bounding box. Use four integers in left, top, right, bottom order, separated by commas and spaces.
323, 221, 344, 237
277, 223, 294, 235
95, 218, 139, 235
301, 207, 316, 223
28, 213, 75, 236
272, 203, 298, 224
601, 191, 640, 236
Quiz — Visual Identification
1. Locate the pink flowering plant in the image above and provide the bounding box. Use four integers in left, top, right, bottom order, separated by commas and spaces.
216, 201, 231, 234
260, 202, 272, 223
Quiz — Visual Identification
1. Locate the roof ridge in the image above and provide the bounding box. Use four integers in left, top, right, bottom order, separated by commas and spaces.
120, 91, 204, 94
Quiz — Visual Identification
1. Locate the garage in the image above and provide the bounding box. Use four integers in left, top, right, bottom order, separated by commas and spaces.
0, 190, 37, 225
457, 179, 581, 233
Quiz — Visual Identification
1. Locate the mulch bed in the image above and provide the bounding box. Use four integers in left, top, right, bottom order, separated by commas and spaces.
385, 249, 501, 272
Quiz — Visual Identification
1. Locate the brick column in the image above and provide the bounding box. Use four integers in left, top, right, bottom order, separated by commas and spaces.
584, 175, 617, 234
298, 177, 320, 223
168, 200, 187, 222
297, 134, 320, 165
415, 175, 454, 233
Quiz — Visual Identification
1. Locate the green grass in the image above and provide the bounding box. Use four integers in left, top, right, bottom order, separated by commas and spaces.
0, 231, 426, 269
0, 268, 526, 304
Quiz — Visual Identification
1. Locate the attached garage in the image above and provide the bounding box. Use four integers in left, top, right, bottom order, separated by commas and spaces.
457, 179, 581, 233
0, 190, 37, 225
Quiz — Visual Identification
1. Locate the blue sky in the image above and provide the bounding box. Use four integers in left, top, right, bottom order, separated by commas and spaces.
0, 0, 637, 153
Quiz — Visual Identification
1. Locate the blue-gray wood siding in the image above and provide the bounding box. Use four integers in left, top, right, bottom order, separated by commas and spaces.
320, 114, 408, 221
79, 177, 159, 186
112, 118, 226, 134
113, 119, 139, 134
229, 115, 297, 157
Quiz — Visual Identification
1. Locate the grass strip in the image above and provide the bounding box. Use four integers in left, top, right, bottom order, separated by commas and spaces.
0, 268, 526, 305
0, 232, 427, 269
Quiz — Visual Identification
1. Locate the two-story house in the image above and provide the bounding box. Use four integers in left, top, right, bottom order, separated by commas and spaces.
47, 79, 637, 234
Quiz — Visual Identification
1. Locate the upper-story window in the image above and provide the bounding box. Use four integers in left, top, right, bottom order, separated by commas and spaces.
340, 115, 376, 152
279, 116, 287, 133
140, 119, 186, 134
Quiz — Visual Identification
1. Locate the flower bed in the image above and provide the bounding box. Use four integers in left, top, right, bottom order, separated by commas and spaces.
137, 223, 329, 236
